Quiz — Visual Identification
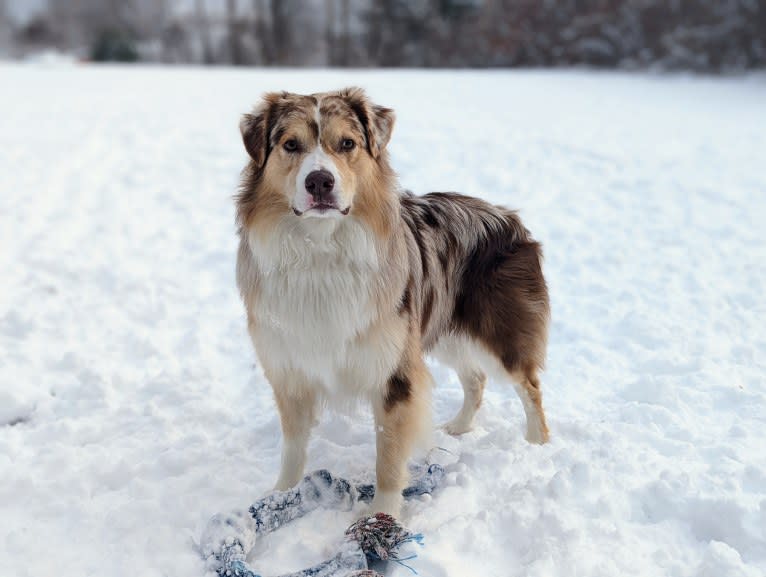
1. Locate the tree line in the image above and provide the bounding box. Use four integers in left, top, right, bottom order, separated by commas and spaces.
2, 0, 765, 72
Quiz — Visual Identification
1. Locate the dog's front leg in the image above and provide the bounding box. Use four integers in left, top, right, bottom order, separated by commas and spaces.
371, 357, 431, 516
271, 377, 318, 491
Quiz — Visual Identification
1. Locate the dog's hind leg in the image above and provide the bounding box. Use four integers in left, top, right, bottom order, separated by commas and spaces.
431, 335, 486, 436
443, 367, 486, 435
509, 367, 549, 444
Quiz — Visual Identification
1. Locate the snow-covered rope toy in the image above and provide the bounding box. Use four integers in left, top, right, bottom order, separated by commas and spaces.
201, 463, 445, 577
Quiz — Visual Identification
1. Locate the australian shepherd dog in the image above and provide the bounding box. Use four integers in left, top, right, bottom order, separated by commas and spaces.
235, 88, 550, 516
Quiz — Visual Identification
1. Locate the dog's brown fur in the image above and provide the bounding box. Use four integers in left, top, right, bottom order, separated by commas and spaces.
236, 87, 549, 515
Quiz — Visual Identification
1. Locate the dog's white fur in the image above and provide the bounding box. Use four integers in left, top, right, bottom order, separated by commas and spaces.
246, 217, 399, 399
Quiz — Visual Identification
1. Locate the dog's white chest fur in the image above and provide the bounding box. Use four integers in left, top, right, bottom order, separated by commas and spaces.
247, 218, 395, 399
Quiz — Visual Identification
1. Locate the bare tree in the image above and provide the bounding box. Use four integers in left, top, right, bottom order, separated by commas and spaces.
226, 0, 245, 64
255, 0, 275, 64
339, 0, 350, 66
271, 0, 291, 65
195, 0, 214, 64
325, 0, 336, 65
0, 0, 12, 56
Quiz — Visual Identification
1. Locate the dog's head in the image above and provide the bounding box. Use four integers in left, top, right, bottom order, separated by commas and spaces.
238, 87, 396, 232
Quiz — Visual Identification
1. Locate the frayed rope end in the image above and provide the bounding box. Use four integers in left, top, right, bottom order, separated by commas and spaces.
345, 513, 424, 566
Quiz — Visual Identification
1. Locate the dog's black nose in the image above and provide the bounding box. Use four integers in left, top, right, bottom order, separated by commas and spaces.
305, 170, 335, 199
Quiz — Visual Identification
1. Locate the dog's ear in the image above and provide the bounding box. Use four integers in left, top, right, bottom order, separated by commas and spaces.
240, 112, 267, 167
240, 93, 280, 168
367, 104, 395, 158
342, 87, 396, 159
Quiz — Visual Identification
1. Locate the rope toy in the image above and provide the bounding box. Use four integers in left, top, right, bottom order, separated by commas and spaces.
201, 463, 444, 577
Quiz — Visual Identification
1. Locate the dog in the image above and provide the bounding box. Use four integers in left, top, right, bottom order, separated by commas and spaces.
235, 87, 550, 516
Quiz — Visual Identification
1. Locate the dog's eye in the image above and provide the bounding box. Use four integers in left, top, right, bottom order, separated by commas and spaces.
340, 138, 355, 151
283, 139, 299, 152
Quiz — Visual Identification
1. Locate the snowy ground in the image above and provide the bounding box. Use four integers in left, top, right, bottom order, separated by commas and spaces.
1, 63, 765, 577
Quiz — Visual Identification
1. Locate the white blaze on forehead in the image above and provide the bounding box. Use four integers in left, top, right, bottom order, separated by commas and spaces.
292, 101, 344, 214
299, 146, 339, 181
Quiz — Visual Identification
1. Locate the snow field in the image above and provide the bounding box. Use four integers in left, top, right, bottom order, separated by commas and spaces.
0, 64, 765, 576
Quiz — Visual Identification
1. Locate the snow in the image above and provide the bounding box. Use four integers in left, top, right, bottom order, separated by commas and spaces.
1, 63, 765, 577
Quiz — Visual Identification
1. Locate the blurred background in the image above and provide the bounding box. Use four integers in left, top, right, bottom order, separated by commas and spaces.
1, 0, 765, 72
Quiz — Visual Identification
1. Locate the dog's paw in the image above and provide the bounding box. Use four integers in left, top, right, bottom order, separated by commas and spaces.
369, 490, 403, 518
525, 423, 550, 444
441, 417, 473, 436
